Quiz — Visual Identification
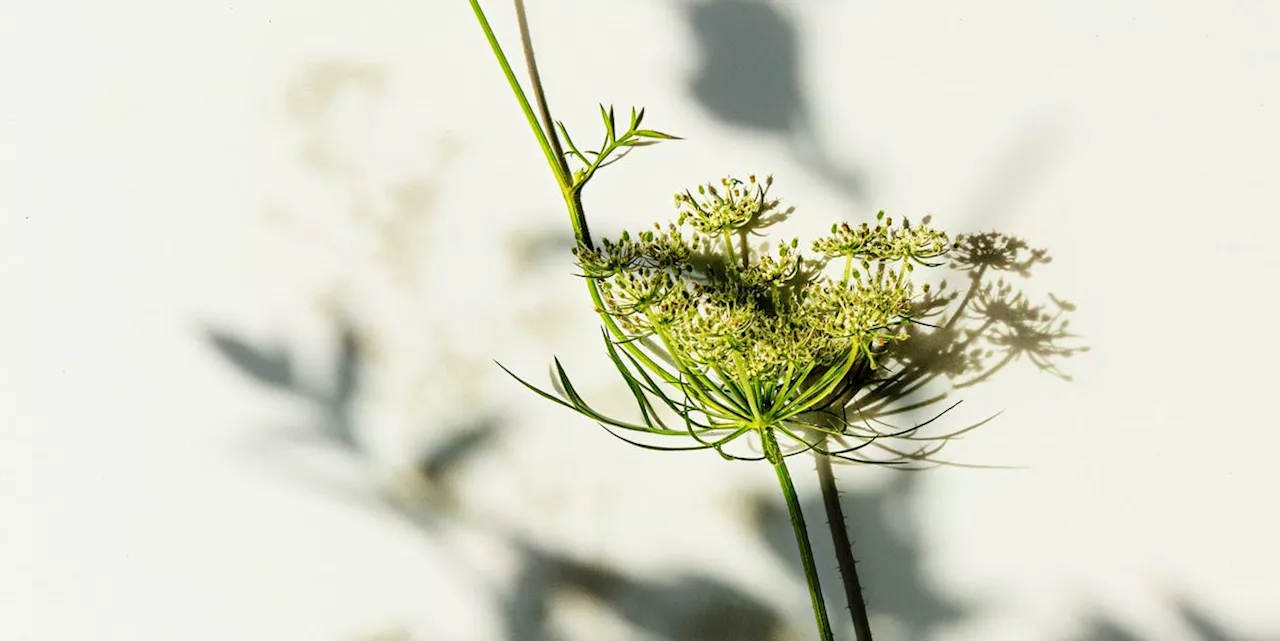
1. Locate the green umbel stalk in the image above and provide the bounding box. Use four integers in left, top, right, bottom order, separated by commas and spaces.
765, 427, 835, 641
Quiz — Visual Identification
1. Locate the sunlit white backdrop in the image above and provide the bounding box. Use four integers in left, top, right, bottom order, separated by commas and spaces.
3, 1, 1277, 640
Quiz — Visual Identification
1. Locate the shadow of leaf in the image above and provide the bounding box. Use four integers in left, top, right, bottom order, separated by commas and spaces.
685, 0, 802, 133
682, 0, 867, 201
206, 318, 511, 518
208, 331, 296, 390
206, 323, 362, 451
503, 539, 788, 641
1178, 602, 1237, 641
1074, 599, 1253, 641
324, 326, 361, 450
417, 418, 503, 486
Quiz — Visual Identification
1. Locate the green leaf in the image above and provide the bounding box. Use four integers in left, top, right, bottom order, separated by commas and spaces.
618, 348, 711, 425
596, 423, 716, 452
599, 103, 617, 143
555, 120, 589, 167
688, 424, 752, 452
599, 329, 672, 432
772, 423, 827, 457
552, 358, 685, 435
496, 359, 677, 435
598, 331, 722, 432
631, 129, 682, 140
779, 352, 858, 418
496, 360, 586, 414
630, 106, 646, 129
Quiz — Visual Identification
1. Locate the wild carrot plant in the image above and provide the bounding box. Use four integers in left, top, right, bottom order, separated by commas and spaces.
468, 2, 965, 638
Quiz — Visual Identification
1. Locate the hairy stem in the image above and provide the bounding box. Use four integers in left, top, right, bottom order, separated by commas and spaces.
814, 453, 874, 640
766, 428, 834, 641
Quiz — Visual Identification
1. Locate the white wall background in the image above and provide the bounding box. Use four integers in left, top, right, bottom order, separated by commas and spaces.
3, 1, 1278, 640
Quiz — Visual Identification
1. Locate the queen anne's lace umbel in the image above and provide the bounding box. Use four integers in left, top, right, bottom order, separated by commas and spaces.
578, 175, 951, 385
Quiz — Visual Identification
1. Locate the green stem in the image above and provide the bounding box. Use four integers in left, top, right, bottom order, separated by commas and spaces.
814, 453, 875, 640
511, 0, 596, 251
467, 0, 594, 248
765, 428, 834, 641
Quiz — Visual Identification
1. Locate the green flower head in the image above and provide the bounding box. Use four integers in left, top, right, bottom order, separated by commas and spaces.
515, 176, 955, 463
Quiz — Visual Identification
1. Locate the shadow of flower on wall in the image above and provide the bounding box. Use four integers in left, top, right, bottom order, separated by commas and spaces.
746, 231, 1086, 640
847, 231, 1087, 455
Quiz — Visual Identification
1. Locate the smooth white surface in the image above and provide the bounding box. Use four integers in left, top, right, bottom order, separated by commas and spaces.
3, 1, 1277, 640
